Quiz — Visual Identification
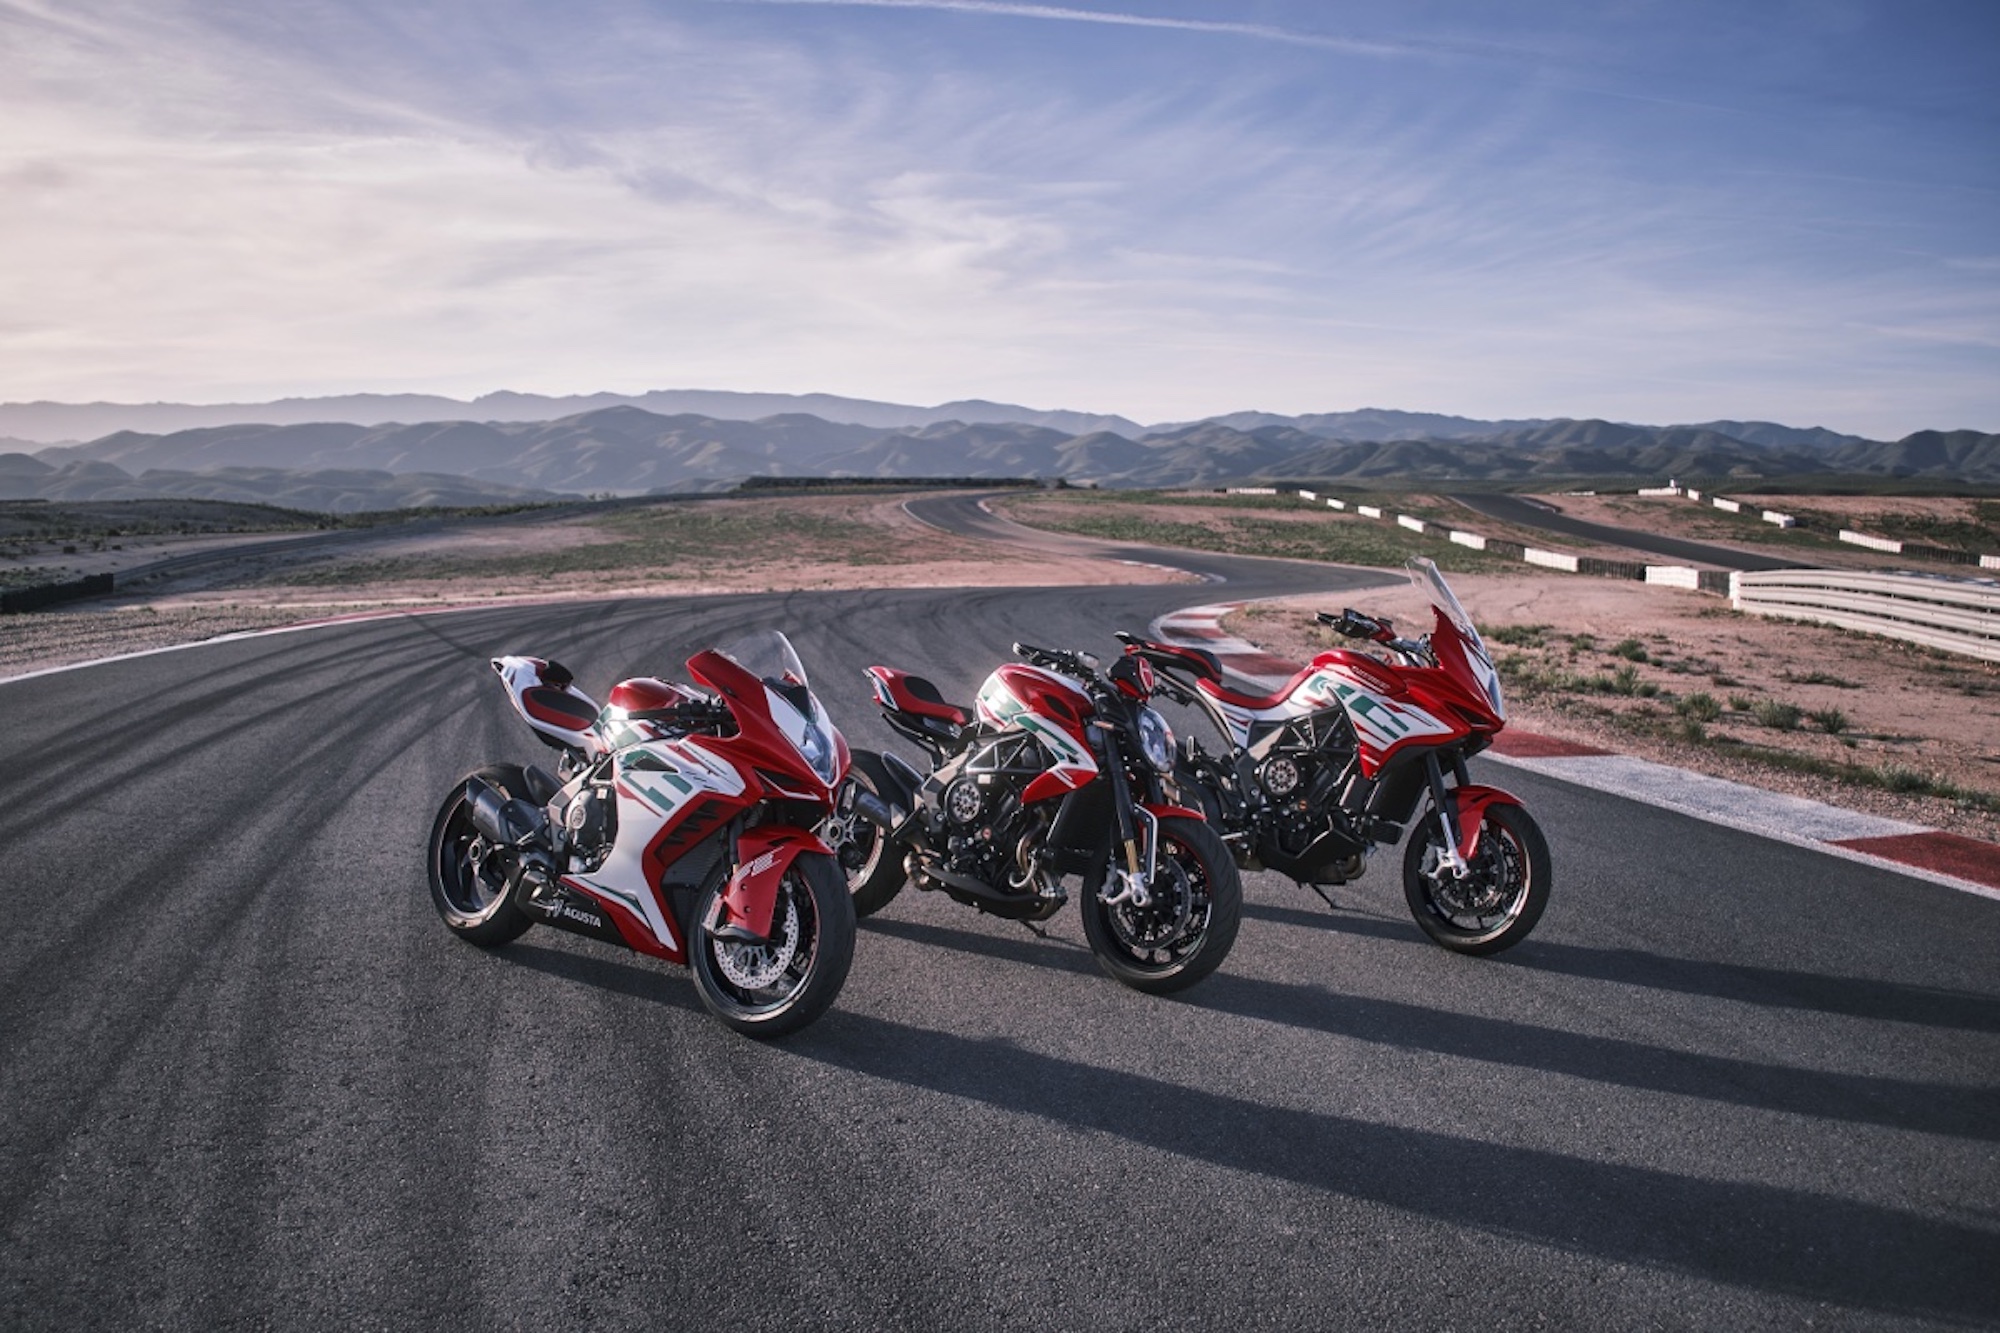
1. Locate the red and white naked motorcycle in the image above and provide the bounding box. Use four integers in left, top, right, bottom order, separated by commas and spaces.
833, 642, 1242, 993
1123, 558, 1550, 955
425, 630, 856, 1037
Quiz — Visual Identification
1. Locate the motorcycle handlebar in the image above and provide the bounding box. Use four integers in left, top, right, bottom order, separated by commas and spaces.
1318, 608, 1393, 642
1013, 642, 1100, 677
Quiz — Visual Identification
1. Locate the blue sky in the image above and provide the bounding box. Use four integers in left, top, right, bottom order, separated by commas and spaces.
1, 0, 1994, 435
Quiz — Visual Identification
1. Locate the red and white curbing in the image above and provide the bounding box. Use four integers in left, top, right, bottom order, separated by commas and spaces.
1147, 602, 2000, 902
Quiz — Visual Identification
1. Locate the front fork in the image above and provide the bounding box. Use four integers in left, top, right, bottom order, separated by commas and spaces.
1425, 752, 1472, 880
1098, 732, 1159, 909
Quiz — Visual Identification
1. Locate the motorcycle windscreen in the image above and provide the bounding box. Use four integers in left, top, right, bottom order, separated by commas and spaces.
1406, 557, 1504, 720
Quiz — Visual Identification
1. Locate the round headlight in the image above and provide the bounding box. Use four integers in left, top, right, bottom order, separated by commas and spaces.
1136, 706, 1175, 773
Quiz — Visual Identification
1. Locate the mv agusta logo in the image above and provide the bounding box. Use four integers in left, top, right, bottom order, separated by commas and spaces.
545, 898, 605, 929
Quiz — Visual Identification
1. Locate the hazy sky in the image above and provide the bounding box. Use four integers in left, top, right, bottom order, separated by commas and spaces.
2, 0, 1995, 435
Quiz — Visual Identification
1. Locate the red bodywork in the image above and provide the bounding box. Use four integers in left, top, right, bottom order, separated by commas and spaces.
1447, 784, 1524, 861
684, 646, 847, 938
711, 825, 836, 940
1164, 603, 1506, 779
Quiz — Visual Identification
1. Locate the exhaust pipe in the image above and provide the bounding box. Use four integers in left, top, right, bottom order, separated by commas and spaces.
464, 777, 549, 847
850, 788, 899, 831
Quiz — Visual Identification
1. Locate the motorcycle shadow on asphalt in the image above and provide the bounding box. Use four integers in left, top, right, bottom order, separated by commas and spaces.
490, 937, 707, 1016
1490, 939, 2000, 1034
791, 1007, 1996, 1325
1190, 967, 1999, 1145
858, 913, 1102, 978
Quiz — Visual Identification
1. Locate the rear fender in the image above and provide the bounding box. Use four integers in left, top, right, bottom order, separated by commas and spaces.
1448, 784, 1524, 862
710, 825, 832, 941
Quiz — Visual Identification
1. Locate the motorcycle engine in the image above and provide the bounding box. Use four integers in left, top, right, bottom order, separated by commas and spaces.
558, 782, 616, 871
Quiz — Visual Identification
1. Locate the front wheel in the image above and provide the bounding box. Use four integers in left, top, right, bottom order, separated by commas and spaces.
1403, 801, 1550, 955
426, 764, 536, 947
689, 852, 856, 1038
1080, 816, 1242, 995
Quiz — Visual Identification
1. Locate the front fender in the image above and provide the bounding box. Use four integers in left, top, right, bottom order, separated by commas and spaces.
711, 825, 833, 942
1449, 784, 1524, 862
1141, 803, 1206, 822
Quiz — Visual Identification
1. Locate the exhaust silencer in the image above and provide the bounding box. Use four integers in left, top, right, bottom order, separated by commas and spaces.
464, 777, 549, 847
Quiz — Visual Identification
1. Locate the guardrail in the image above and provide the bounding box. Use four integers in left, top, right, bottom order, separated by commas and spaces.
1731, 569, 2000, 662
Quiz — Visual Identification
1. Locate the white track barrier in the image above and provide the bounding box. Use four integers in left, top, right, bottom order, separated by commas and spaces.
1731, 569, 2000, 662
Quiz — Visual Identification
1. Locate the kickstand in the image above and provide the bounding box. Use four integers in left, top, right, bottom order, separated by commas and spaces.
1308, 884, 1341, 912
1018, 919, 1052, 939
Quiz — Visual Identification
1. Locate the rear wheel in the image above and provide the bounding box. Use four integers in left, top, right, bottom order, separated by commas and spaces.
1403, 801, 1550, 955
426, 764, 536, 947
690, 852, 855, 1038
829, 752, 908, 917
1080, 815, 1241, 995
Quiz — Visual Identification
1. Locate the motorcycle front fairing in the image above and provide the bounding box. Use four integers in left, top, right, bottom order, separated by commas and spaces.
689, 634, 848, 940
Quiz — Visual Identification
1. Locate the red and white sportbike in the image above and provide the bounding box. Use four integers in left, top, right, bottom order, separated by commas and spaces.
832, 642, 1242, 993
1123, 558, 1550, 955
425, 630, 856, 1037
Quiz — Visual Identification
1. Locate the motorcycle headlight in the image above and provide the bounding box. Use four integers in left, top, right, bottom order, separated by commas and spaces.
1136, 706, 1175, 773
797, 720, 839, 786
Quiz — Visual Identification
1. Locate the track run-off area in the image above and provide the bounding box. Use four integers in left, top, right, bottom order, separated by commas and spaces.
2, 499, 1995, 1330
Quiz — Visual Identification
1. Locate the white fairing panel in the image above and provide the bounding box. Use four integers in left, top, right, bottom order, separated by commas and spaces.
1215, 662, 1456, 757
561, 738, 748, 950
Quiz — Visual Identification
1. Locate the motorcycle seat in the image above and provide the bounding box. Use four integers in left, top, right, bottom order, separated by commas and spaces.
522, 685, 601, 729
867, 666, 971, 727
1196, 663, 1320, 711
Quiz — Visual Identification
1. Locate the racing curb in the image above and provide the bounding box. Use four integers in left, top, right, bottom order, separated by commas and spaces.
1149, 602, 2000, 903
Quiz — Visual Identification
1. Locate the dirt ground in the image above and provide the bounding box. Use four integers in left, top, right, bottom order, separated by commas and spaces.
1228, 571, 2000, 842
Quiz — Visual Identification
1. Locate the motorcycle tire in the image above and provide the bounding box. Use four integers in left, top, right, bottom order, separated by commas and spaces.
1080, 815, 1242, 995
1403, 801, 1550, 955
426, 764, 537, 947
836, 751, 908, 917
689, 852, 856, 1039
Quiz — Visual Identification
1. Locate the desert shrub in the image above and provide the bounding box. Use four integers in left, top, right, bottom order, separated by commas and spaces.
1807, 707, 1849, 735
1781, 670, 1859, 689
1486, 623, 1550, 648
1752, 700, 1801, 731
1676, 691, 1722, 722
1678, 719, 1706, 742
1570, 633, 1597, 653
1609, 638, 1649, 662
1882, 765, 1929, 793
1729, 695, 1754, 712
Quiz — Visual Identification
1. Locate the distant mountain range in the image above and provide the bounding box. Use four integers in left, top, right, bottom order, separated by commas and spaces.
0, 391, 1992, 510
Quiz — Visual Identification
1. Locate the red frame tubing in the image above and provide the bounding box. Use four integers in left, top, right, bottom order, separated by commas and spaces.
1449, 784, 1524, 862
716, 825, 834, 940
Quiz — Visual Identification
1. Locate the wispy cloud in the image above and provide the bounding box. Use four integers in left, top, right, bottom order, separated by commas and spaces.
0, 0, 1991, 434
715, 0, 1428, 58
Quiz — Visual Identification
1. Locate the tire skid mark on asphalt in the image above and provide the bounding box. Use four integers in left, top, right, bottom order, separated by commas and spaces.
1147, 602, 2000, 902
0, 644, 482, 1106
0, 623, 465, 839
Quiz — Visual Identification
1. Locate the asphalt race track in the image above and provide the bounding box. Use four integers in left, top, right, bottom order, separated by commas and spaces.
3, 517, 1997, 1330
1449, 492, 1805, 571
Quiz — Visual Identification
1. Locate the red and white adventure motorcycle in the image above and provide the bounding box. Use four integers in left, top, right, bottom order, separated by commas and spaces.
425, 630, 856, 1037
1123, 558, 1550, 955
